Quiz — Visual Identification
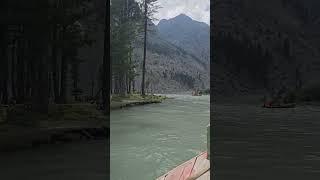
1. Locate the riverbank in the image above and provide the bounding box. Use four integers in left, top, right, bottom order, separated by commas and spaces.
111, 94, 167, 110
213, 93, 320, 106
0, 103, 108, 152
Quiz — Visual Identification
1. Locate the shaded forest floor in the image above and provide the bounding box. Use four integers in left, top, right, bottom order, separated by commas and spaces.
0, 103, 108, 151
110, 94, 167, 110
0, 94, 167, 151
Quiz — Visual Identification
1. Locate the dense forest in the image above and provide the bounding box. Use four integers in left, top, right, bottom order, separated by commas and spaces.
0, 0, 158, 116
213, 0, 320, 100
0, 0, 102, 113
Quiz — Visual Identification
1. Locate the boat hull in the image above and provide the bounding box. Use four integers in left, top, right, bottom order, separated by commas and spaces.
156, 151, 210, 180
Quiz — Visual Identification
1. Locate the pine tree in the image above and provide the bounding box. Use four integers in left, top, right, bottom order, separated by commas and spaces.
140, 0, 159, 96
110, 0, 143, 96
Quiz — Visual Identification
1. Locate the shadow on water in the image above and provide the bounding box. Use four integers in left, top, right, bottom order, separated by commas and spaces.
0, 140, 107, 180
213, 96, 320, 180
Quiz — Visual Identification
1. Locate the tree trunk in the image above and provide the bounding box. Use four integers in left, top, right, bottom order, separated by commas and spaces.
141, 0, 147, 96
1, 26, 8, 104
51, 24, 60, 103
102, 0, 110, 113
11, 39, 16, 99
36, 52, 49, 113
118, 72, 126, 96
128, 79, 131, 94
60, 53, 67, 104
59, 26, 67, 104
128, 44, 132, 94
26, 40, 32, 99
16, 38, 25, 103
132, 80, 135, 93
31, 22, 49, 114
91, 78, 94, 97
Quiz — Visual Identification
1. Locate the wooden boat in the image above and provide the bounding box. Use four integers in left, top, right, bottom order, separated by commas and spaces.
156, 125, 210, 180
263, 103, 296, 108
156, 152, 209, 180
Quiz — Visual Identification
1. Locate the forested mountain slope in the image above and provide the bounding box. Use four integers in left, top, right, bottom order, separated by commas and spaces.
79, 13, 210, 94
213, 0, 320, 96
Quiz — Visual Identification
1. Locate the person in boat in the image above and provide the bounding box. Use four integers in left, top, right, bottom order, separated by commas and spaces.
276, 86, 288, 104
264, 86, 288, 107
192, 88, 199, 96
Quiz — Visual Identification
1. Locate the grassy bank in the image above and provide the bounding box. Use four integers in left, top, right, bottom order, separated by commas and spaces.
111, 94, 167, 110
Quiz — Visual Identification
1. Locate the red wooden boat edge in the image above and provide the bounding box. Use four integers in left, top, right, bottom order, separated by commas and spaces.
156, 151, 209, 180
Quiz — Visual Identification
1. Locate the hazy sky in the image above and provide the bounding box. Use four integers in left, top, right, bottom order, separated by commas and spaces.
153, 0, 210, 25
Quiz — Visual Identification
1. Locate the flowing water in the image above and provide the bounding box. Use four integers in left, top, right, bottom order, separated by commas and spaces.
0, 140, 107, 180
110, 94, 210, 180
213, 98, 320, 180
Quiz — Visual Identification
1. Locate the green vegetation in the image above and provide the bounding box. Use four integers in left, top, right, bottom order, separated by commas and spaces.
201, 89, 210, 95
111, 94, 167, 110
0, 0, 164, 130
0, 0, 167, 151
48, 104, 107, 122
1, 104, 107, 126
111, 0, 159, 96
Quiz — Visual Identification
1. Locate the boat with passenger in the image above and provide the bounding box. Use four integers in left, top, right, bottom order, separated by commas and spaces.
192, 89, 202, 96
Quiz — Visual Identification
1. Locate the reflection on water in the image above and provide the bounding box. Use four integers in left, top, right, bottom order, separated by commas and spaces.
110, 94, 209, 180
213, 101, 320, 180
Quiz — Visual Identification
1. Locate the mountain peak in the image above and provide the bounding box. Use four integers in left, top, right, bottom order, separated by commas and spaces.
175, 13, 193, 21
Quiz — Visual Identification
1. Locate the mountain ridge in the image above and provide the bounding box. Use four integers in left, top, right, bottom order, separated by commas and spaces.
130, 13, 210, 93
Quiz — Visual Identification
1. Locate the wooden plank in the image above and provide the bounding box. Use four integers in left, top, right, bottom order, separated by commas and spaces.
163, 162, 185, 180
156, 152, 210, 180
190, 152, 210, 180
179, 158, 197, 180
197, 171, 210, 180
157, 156, 196, 180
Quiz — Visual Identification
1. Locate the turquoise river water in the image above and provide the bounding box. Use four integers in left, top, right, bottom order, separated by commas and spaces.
110, 94, 209, 180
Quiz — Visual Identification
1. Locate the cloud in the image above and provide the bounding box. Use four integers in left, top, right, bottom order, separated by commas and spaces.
153, 0, 210, 25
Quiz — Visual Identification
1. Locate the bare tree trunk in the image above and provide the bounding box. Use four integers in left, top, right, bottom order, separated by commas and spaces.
31, 25, 49, 114
16, 38, 25, 103
52, 24, 60, 103
141, 0, 147, 96
102, 0, 110, 113
1, 26, 8, 104
60, 53, 67, 103
26, 40, 32, 99
118, 73, 126, 96
132, 80, 135, 93
11, 39, 16, 99
59, 26, 67, 104
128, 44, 132, 94
91, 78, 94, 97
